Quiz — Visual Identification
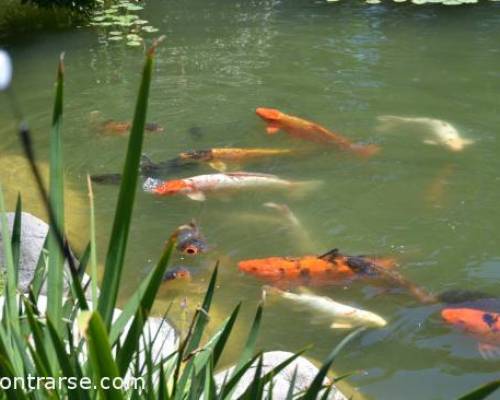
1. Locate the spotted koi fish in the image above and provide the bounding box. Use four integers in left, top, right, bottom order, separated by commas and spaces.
238, 248, 396, 286
143, 172, 319, 201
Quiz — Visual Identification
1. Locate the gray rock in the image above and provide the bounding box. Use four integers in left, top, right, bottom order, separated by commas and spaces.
215, 350, 348, 400
0, 212, 93, 297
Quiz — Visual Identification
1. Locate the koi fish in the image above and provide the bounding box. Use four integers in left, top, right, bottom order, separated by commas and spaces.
377, 115, 474, 152
143, 172, 319, 201
174, 221, 208, 255
441, 306, 500, 359
263, 286, 387, 329
238, 248, 397, 286
255, 107, 380, 157
89, 111, 164, 136
162, 266, 192, 283
178, 147, 295, 172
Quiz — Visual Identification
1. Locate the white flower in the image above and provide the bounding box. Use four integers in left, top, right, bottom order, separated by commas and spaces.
0, 50, 13, 91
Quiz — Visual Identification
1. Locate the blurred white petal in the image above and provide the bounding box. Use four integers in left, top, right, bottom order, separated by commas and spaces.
0, 50, 13, 91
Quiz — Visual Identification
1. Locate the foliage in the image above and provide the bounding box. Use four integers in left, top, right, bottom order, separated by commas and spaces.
89, 0, 159, 47
0, 41, 360, 399
327, 0, 499, 4
21, 0, 96, 13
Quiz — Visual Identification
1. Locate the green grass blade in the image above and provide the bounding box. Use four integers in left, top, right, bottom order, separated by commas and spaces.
116, 239, 174, 376
23, 299, 53, 375
78, 311, 124, 400
302, 327, 365, 400
232, 303, 263, 378
0, 184, 19, 334
47, 54, 65, 334
86, 175, 99, 307
243, 355, 264, 400
458, 380, 500, 400
236, 351, 306, 400
0, 354, 29, 400
185, 264, 218, 354
11, 194, 22, 282
98, 41, 161, 329
29, 237, 48, 299
284, 366, 298, 400
219, 353, 262, 400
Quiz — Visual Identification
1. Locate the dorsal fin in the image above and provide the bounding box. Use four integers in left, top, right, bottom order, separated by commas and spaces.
318, 248, 340, 260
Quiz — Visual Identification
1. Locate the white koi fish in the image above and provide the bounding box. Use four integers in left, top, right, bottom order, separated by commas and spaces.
143, 172, 319, 201
263, 286, 387, 329
377, 115, 474, 152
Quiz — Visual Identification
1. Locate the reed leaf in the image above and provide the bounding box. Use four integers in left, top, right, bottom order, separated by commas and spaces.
97, 41, 160, 329
11, 194, 22, 281
458, 380, 500, 400
47, 53, 65, 335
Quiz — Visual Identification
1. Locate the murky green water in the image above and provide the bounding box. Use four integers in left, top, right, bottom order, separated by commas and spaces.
2, 1, 500, 398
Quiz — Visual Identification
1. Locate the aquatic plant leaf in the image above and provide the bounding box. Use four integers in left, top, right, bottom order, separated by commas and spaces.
0, 186, 20, 334
47, 54, 65, 335
109, 36, 124, 41
11, 195, 22, 284
115, 239, 174, 376
97, 40, 159, 329
109, 30, 122, 35
126, 33, 141, 40
302, 327, 365, 400
125, 4, 143, 10
134, 19, 149, 25
142, 26, 159, 33
78, 311, 124, 400
458, 379, 500, 400
127, 40, 142, 47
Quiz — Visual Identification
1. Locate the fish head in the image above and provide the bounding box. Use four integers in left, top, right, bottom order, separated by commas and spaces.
179, 150, 212, 161
445, 137, 469, 152
441, 308, 499, 336
364, 313, 387, 328
154, 179, 191, 196
162, 267, 192, 282
175, 222, 208, 255
255, 108, 283, 134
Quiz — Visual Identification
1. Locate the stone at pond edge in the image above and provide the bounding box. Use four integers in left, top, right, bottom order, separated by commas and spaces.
214, 351, 349, 400
0, 212, 93, 298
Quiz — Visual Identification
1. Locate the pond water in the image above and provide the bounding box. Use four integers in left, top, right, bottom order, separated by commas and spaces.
1, 1, 500, 398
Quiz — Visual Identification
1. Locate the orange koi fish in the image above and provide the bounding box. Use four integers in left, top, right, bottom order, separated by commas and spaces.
143, 172, 319, 201
89, 111, 164, 135
255, 107, 379, 157
441, 307, 500, 359
238, 248, 396, 286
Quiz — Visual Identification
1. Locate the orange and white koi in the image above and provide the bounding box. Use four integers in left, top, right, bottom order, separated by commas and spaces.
143, 172, 319, 201
179, 147, 295, 172
255, 107, 380, 157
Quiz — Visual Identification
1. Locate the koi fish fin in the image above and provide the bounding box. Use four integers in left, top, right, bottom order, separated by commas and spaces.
289, 180, 323, 199
478, 342, 500, 360
208, 161, 227, 172
423, 139, 438, 146
266, 124, 280, 135
186, 191, 206, 201
330, 322, 354, 329
296, 286, 315, 295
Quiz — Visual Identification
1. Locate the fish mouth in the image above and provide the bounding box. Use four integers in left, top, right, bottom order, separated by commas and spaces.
256, 107, 281, 122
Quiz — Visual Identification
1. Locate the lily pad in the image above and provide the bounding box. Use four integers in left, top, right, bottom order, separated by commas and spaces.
108, 36, 123, 41
109, 31, 122, 36
142, 26, 159, 33
134, 19, 149, 25
127, 40, 142, 47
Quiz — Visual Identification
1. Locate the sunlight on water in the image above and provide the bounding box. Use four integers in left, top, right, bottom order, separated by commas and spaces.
1, 1, 500, 398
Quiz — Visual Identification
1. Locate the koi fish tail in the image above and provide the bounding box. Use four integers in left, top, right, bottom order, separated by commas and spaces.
350, 143, 381, 158
376, 115, 409, 132
289, 180, 323, 198
142, 177, 164, 193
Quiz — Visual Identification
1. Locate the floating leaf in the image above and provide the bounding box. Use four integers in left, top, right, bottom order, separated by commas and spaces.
134, 19, 149, 25
108, 36, 123, 41
142, 26, 159, 33
126, 33, 141, 40
127, 41, 142, 47
92, 15, 107, 22
125, 4, 143, 10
